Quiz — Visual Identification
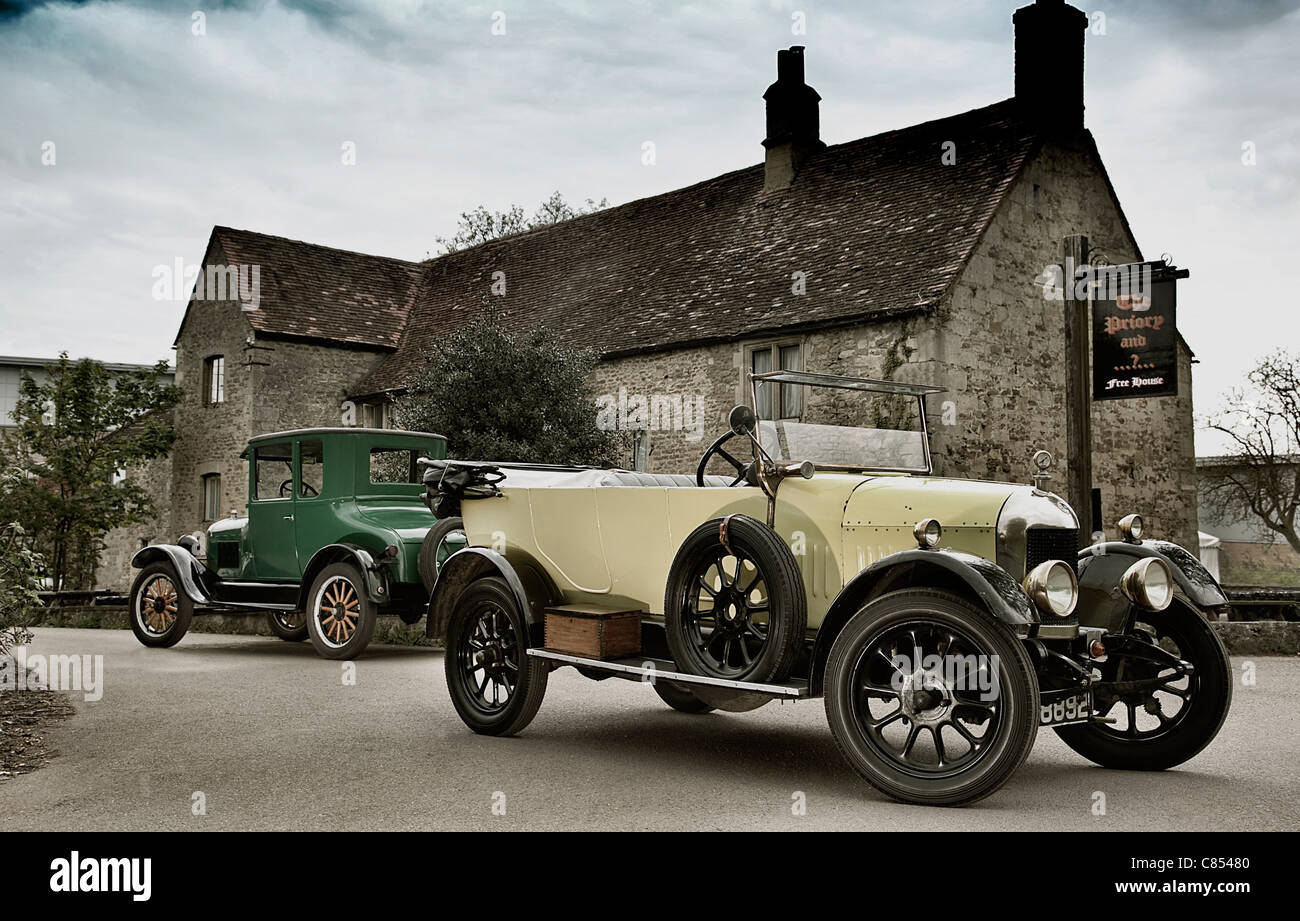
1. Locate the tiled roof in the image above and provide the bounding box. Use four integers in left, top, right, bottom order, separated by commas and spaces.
206, 227, 424, 350
355, 99, 1040, 395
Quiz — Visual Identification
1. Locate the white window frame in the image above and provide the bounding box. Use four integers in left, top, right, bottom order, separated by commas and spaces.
201, 473, 221, 522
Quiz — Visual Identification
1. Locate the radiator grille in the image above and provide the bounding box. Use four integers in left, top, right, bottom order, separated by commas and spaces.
1025, 527, 1079, 628
1025, 527, 1079, 573
215, 541, 239, 571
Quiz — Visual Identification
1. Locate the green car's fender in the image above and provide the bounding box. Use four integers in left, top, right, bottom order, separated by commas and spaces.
130, 544, 214, 604
296, 543, 389, 610
808, 548, 1038, 696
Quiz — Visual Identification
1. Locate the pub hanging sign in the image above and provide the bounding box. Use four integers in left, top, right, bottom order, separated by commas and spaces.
1091, 261, 1185, 401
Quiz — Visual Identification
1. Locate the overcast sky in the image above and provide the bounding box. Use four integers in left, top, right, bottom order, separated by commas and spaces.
1, 0, 1297, 452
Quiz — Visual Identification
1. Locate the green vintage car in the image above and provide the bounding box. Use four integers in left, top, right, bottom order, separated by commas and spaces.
425, 371, 1232, 806
128, 428, 466, 659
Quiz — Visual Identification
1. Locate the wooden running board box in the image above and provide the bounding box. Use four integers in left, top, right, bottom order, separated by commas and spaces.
544, 604, 642, 660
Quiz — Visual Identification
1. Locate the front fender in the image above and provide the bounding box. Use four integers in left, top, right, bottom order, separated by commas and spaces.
424, 547, 558, 644
297, 543, 389, 609
131, 544, 214, 604
1076, 540, 1229, 631
808, 548, 1038, 696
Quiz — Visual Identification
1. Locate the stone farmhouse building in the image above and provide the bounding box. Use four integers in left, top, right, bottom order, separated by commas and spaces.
100, 0, 1199, 589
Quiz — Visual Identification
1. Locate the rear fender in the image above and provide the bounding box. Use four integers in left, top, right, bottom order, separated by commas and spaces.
297, 543, 388, 608
425, 547, 559, 645
808, 549, 1038, 696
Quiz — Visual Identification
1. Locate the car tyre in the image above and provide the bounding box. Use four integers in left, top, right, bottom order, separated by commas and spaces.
1055, 599, 1231, 771
266, 610, 309, 642
824, 589, 1038, 807
445, 576, 548, 736
418, 516, 466, 594
652, 680, 716, 714
129, 561, 194, 648
306, 562, 378, 660
664, 515, 806, 684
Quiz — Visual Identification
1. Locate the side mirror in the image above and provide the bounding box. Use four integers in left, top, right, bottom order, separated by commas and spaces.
729, 405, 757, 437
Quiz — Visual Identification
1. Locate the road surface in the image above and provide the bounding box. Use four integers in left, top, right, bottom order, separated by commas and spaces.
1, 627, 1294, 831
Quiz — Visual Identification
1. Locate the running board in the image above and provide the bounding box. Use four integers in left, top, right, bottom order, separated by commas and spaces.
526, 649, 810, 699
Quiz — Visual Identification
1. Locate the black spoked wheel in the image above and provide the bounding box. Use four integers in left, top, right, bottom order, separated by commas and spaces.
825, 590, 1038, 807
664, 516, 804, 684
267, 609, 309, 642
1056, 599, 1231, 770
128, 562, 194, 648
445, 576, 548, 736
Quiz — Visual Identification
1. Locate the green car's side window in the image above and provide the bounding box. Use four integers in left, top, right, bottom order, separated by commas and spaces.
254, 442, 293, 500
369, 447, 420, 485
299, 439, 324, 498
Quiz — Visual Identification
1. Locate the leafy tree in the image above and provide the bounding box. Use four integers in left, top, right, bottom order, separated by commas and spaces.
0, 355, 181, 591
0, 519, 43, 655
1201, 350, 1300, 554
398, 313, 625, 465
431, 191, 608, 256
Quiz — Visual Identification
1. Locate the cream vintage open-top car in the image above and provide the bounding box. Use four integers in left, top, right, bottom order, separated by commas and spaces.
422, 371, 1232, 806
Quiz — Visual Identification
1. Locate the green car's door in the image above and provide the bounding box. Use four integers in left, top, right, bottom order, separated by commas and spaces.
291, 438, 331, 569
246, 440, 299, 581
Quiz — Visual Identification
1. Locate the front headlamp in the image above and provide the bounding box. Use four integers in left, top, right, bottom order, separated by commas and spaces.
1117, 513, 1144, 542
1023, 560, 1079, 618
1120, 557, 1173, 611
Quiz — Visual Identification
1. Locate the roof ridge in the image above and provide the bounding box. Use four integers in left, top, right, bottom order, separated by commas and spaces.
213, 226, 424, 268
416, 99, 1032, 268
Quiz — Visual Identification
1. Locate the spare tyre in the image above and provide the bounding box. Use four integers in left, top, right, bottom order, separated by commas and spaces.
663, 515, 805, 684
418, 516, 467, 594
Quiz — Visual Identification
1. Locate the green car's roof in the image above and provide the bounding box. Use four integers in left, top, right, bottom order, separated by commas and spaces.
247, 427, 446, 445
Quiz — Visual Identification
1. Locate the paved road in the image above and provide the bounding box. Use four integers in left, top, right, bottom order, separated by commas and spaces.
2, 627, 1295, 831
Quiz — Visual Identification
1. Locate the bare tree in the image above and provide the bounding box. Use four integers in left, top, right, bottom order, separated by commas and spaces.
430, 191, 608, 256
1201, 350, 1300, 554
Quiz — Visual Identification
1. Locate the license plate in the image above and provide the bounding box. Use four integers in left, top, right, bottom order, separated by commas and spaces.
1039, 689, 1092, 726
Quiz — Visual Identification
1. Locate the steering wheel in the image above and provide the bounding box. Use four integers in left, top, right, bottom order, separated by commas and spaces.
278, 480, 319, 499
696, 431, 755, 487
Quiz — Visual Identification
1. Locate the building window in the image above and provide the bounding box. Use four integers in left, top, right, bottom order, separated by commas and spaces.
204, 356, 225, 405
631, 429, 649, 472
201, 473, 221, 521
358, 400, 388, 429
749, 342, 802, 420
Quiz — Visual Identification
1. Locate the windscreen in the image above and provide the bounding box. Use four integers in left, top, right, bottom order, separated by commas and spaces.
752, 380, 929, 472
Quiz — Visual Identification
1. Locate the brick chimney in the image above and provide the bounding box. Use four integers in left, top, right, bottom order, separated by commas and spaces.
1013, 0, 1089, 134
762, 46, 825, 192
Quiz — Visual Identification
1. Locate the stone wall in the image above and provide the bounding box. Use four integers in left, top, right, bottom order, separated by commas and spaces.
248, 338, 387, 438
594, 135, 1198, 552
97, 452, 174, 593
